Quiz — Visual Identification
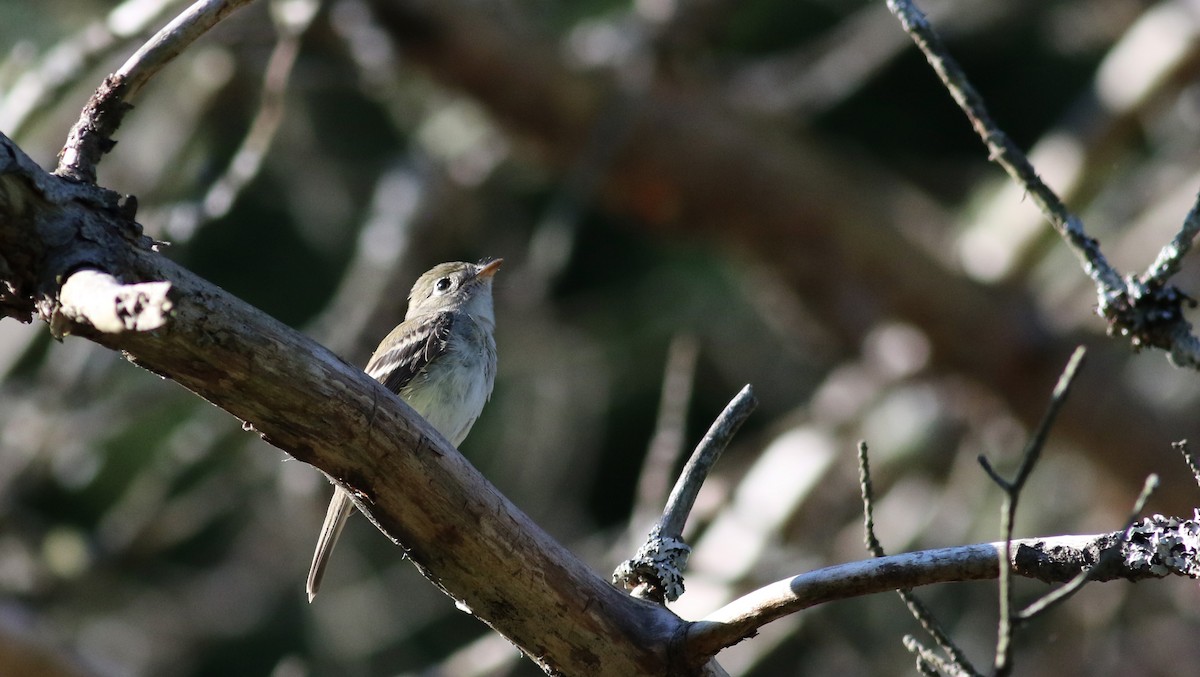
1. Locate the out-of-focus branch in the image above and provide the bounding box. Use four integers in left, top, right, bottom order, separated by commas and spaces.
726, 0, 1019, 119
0, 0, 186, 137
629, 334, 700, 535
161, 0, 318, 240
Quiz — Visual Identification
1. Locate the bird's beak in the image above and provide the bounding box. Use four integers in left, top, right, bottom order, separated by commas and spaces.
476, 258, 503, 279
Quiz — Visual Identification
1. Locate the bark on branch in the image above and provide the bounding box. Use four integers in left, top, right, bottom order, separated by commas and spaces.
3, 139, 1193, 670
0, 131, 681, 675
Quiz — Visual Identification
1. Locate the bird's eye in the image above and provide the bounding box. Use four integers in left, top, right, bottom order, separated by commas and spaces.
434, 277, 453, 293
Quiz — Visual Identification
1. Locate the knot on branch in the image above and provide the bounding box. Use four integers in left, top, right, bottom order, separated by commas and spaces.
613, 533, 691, 604
1125, 512, 1200, 579
1102, 277, 1196, 351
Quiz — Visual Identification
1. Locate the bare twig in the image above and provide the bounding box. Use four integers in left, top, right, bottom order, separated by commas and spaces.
884, 0, 1122, 296
1145, 193, 1200, 286
903, 635, 972, 677
1173, 440, 1200, 491
979, 346, 1086, 675
659, 384, 757, 540
114, 0, 254, 101
980, 346, 1087, 496
858, 441, 980, 676
614, 384, 756, 603
886, 0, 1200, 368
56, 0, 256, 183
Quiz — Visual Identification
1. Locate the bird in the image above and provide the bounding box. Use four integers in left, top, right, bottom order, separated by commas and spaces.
306, 258, 501, 602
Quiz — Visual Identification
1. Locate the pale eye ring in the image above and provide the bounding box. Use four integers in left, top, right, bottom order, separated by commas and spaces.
434, 277, 453, 293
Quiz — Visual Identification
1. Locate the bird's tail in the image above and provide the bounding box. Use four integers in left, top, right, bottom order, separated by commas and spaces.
307, 487, 355, 602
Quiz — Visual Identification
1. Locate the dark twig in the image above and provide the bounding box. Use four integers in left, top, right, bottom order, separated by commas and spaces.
1173, 440, 1200, 491
979, 347, 1087, 496
980, 346, 1086, 675
887, 0, 1200, 368
614, 385, 756, 603
884, 0, 1122, 296
859, 442, 980, 676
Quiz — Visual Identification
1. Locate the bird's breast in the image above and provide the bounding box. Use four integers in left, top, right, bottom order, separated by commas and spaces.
400, 322, 496, 447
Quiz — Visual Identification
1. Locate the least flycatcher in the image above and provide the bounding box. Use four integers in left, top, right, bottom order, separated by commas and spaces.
306, 258, 501, 601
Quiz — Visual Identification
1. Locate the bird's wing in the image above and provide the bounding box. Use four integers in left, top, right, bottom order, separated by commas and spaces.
364, 312, 455, 394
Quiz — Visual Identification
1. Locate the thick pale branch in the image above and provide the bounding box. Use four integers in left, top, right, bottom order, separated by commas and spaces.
2, 133, 682, 676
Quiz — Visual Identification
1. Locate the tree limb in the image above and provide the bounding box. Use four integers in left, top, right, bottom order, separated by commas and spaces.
683, 529, 1190, 659
1, 131, 682, 676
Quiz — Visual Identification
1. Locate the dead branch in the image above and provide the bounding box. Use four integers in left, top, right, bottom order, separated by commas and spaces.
0, 131, 681, 675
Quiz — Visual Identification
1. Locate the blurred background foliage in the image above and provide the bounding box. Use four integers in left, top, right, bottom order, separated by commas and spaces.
3, 0, 1200, 675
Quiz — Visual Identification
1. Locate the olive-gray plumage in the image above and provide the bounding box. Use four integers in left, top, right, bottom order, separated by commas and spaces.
306, 259, 500, 602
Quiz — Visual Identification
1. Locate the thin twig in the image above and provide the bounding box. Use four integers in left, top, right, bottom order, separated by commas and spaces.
614, 385, 756, 603
1172, 440, 1200, 491
1145, 194, 1200, 286
659, 384, 757, 539
884, 0, 1124, 298
114, 0, 255, 100
986, 346, 1087, 675
886, 0, 1200, 368
859, 442, 980, 676
903, 636, 971, 677
995, 346, 1087, 496
858, 441, 884, 557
